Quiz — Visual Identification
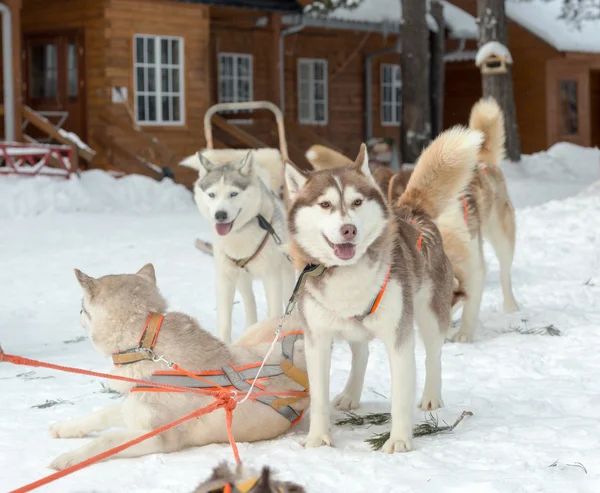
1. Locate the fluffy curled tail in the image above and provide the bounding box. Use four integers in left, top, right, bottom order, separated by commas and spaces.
305, 144, 353, 170
469, 97, 506, 166
398, 126, 483, 219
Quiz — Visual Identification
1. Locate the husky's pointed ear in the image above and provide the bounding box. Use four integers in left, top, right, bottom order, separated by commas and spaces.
74, 269, 99, 297
190, 152, 215, 179
284, 160, 307, 200
353, 143, 372, 178
237, 151, 254, 176
136, 263, 156, 284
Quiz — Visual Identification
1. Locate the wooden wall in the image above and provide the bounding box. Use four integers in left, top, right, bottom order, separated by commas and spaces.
103, 0, 209, 184
21, 0, 106, 146
591, 70, 600, 148
450, 0, 563, 154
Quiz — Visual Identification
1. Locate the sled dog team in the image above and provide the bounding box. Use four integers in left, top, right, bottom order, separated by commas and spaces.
49, 98, 519, 481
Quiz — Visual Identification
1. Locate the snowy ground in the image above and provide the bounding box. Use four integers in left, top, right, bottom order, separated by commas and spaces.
1, 143, 600, 493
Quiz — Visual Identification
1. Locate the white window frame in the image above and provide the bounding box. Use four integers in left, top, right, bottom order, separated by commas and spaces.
297, 58, 328, 125
381, 63, 402, 127
218, 53, 254, 106
133, 34, 185, 126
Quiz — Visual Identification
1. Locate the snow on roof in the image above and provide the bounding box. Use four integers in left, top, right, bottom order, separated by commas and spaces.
475, 41, 513, 66
306, 0, 478, 39
506, 0, 600, 53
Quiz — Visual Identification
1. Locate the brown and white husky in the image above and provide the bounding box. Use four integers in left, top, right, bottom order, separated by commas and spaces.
305, 97, 520, 342
48, 264, 308, 470
284, 127, 483, 453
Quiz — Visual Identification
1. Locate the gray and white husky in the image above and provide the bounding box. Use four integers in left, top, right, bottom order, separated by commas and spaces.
190, 151, 295, 343
284, 127, 483, 453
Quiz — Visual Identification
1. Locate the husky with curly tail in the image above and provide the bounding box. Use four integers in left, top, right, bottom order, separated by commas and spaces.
284, 127, 482, 453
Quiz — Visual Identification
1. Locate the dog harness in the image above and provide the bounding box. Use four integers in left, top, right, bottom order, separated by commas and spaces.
228, 214, 283, 269
112, 313, 165, 366
119, 313, 308, 424
292, 263, 392, 323
208, 478, 284, 493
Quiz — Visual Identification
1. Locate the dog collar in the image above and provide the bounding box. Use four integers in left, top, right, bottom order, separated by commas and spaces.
229, 214, 282, 269
112, 313, 164, 366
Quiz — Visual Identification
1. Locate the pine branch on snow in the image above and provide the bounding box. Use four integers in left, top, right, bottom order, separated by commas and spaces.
337, 410, 473, 451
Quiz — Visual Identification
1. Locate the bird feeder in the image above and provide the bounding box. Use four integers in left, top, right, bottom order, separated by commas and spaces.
475, 41, 513, 75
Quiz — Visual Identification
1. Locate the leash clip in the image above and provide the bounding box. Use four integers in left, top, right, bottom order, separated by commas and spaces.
150, 350, 174, 368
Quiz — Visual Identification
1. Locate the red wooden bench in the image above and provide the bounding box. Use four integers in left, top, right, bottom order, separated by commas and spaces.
0, 142, 74, 178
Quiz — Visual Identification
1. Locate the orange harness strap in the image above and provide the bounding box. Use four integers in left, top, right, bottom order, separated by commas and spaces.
462, 195, 469, 225
354, 264, 392, 322
410, 220, 424, 251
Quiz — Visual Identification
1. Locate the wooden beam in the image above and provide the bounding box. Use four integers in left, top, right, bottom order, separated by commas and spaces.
212, 114, 268, 149
23, 105, 95, 163
271, 12, 282, 106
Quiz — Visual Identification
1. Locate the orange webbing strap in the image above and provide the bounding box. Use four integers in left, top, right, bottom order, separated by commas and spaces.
387, 173, 398, 204
138, 313, 164, 348
462, 195, 469, 225
170, 363, 231, 393
8, 394, 235, 493
410, 220, 423, 250
370, 264, 391, 315
480, 164, 488, 177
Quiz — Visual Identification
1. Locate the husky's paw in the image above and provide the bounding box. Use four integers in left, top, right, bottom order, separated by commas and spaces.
503, 299, 519, 313
49, 422, 87, 439
381, 435, 414, 454
451, 331, 473, 343
301, 433, 332, 449
333, 392, 360, 411
49, 450, 83, 471
418, 394, 444, 411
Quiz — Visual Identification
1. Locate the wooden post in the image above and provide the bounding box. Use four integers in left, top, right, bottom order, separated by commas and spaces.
400, 0, 431, 164
429, 0, 445, 139
9, 0, 22, 141
477, 0, 521, 161
270, 13, 282, 107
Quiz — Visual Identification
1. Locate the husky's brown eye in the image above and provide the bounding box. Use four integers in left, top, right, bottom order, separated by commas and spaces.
353, 199, 363, 207
319, 201, 331, 209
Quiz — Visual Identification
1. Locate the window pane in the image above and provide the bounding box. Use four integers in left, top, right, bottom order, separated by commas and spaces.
299, 101, 310, 121
30, 43, 58, 99
161, 68, 169, 92
299, 62, 309, 81
221, 56, 232, 77
172, 96, 180, 121
147, 38, 155, 63
314, 61, 324, 80
383, 86, 392, 103
560, 80, 578, 135
315, 102, 325, 122
161, 39, 169, 64
314, 82, 324, 101
238, 79, 250, 102
171, 69, 180, 94
136, 37, 144, 63
137, 95, 146, 121
394, 103, 400, 124
67, 43, 78, 97
299, 81, 309, 101
171, 39, 179, 65
238, 56, 250, 77
136, 67, 145, 92
148, 96, 156, 121
383, 66, 391, 84
148, 67, 156, 92
162, 96, 170, 121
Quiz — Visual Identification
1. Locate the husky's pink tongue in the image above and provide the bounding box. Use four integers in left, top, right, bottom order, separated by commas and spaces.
334, 243, 356, 260
215, 222, 233, 236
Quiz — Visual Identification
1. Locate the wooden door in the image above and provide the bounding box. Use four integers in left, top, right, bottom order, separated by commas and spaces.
23, 30, 86, 141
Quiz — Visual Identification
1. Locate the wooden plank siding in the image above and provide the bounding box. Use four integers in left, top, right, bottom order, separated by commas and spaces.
21, 0, 106, 150
103, 0, 210, 186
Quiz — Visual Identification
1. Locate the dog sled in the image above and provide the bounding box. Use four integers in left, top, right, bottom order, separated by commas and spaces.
181, 101, 290, 256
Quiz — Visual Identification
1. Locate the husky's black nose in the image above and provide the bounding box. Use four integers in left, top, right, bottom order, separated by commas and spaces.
215, 210, 228, 222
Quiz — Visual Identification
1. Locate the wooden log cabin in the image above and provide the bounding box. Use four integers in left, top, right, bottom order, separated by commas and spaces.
4, 0, 596, 186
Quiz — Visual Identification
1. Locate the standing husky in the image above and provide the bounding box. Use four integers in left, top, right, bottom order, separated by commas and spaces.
49, 265, 308, 470
191, 151, 295, 343
284, 128, 483, 452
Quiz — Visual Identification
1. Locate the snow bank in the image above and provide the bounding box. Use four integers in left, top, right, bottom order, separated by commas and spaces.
503, 143, 600, 208
506, 0, 600, 53
0, 170, 194, 218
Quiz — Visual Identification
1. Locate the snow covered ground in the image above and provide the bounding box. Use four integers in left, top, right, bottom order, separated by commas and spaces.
1, 143, 600, 492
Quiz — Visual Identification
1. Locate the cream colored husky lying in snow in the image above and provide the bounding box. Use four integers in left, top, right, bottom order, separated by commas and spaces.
48, 264, 308, 470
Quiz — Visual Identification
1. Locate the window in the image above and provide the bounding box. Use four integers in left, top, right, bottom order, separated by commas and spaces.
134, 35, 184, 125
298, 58, 328, 124
30, 43, 57, 99
560, 80, 578, 135
67, 43, 78, 98
218, 53, 253, 105
381, 64, 402, 126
